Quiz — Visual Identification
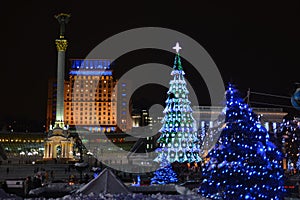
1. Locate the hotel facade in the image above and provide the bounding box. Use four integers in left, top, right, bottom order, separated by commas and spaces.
46, 59, 131, 133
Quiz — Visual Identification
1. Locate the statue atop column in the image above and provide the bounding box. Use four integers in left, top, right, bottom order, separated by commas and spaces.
55, 13, 71, 38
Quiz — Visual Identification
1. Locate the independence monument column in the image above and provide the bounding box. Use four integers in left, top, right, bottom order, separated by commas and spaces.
54, 13, 70, 129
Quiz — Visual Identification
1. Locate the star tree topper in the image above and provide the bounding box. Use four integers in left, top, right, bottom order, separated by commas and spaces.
173, 42, 182, 53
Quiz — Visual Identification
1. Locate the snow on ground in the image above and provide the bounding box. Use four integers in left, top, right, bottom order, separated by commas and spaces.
70, 193, 208, 200
24, 192, 210, 200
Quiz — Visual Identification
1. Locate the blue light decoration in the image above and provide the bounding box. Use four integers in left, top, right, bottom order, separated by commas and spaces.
291, 88, 300, 110
151, 153, 178, 185
69, 59, 113, 76
69, 70, 112, 76
71, 59, 111, 70
199, 84, 285, 199
154, 50, 201, 164
297, 156, 300, 171
132, 175, 141, 186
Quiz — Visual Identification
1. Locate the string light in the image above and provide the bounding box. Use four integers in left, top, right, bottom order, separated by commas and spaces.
199, 84, 285, 199
155, 44, 201, 164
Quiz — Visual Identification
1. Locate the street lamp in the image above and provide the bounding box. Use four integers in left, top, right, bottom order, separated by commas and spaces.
74, 162, 89, 183
32, 151, 38, 163
19, 151, 25, 164
27, 152, 33, 164
76, 152, 81, 159
87, 151, 93, 166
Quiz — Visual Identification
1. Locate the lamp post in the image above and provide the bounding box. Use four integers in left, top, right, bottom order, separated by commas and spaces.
20, 151, 25, 164
32, 151, 38, 164
75, 162, 88, 183
87, 151, 93, 166
76, 152, 81, 160
27, 152, 33, 164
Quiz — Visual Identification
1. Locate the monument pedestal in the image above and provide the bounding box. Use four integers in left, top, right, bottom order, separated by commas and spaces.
43, 127, 75, 163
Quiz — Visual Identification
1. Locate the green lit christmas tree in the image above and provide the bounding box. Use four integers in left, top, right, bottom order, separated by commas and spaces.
155, 42, 201, 164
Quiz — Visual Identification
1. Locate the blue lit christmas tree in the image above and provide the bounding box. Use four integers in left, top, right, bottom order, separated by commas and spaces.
151, 153, 178, 184
155, 42, 201, 164
199, 84, 285, 199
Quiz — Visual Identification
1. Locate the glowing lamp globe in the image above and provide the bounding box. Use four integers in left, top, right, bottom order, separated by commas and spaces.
291, 88, 300, 110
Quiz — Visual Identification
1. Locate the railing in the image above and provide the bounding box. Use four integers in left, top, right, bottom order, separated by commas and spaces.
193, 106, 284, 112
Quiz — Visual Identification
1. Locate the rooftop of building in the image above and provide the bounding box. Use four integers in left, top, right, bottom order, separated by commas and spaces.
68, 59, 113, 76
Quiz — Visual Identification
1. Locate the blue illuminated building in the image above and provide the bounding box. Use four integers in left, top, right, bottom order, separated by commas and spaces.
69, 59, 113, 76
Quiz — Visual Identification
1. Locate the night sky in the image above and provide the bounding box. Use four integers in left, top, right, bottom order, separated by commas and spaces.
0, 1, 299, 130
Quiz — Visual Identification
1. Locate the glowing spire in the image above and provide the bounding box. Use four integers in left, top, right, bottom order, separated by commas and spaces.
172, 42, 182, 54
